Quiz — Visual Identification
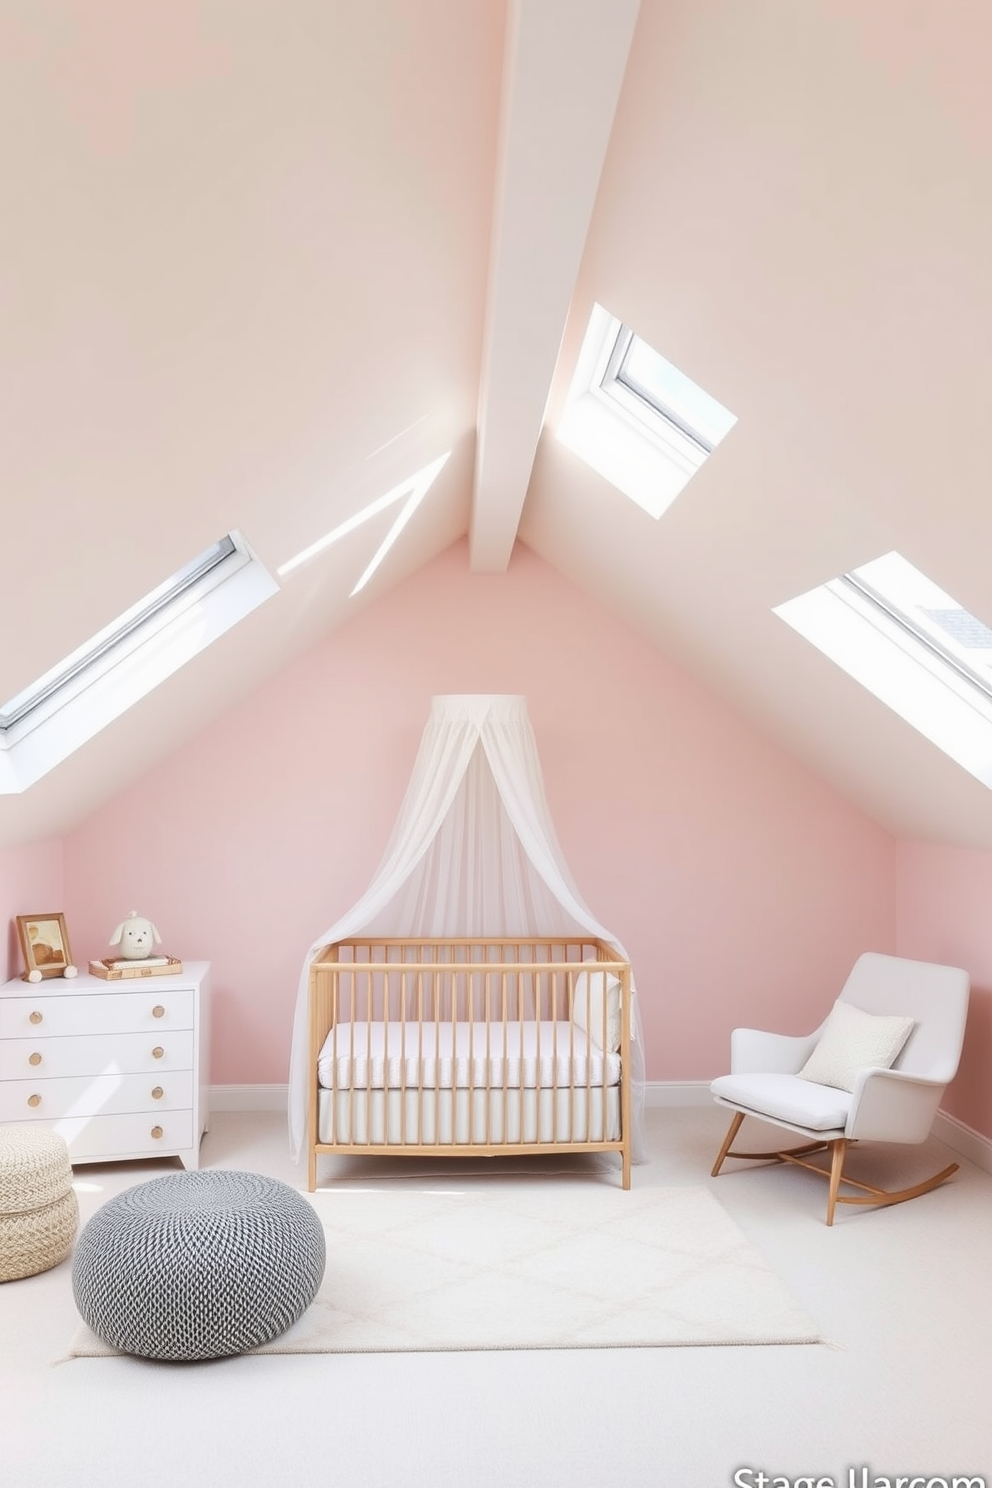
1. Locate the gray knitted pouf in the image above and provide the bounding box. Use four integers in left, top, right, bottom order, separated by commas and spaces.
72, 1170, 325, 1361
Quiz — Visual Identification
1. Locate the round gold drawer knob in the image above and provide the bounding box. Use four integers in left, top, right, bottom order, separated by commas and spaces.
28, 1052, 42, 1066
27, 1094, 41, 1108
152, 1046, 164, 1060
29, 1011, 43, 1025
152, 1005, 165, 1019
151, 1125, 163, 1139
151, 1086, 164, 1100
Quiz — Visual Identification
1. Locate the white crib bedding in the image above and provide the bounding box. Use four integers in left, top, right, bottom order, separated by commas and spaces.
317, 1019, 621, 1093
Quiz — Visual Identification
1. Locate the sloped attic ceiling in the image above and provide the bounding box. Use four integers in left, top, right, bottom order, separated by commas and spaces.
2, 1, 992, 852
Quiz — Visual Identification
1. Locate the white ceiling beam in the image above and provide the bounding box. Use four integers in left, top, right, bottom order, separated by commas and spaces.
469, 0, 641, 572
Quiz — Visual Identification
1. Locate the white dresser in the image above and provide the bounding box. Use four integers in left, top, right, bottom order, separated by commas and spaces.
0, 961, 210, 1170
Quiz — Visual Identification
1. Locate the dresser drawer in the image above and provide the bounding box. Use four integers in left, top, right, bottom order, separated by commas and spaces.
39, 1110, 196, 1162
0, 1069, 194, 1122
0, 988, 194, 1040
0, 1029, 194, 1081
1, 961, 208, 1170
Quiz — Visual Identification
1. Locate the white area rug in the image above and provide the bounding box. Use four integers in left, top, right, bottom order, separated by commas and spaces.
67, 1182, 822, 1356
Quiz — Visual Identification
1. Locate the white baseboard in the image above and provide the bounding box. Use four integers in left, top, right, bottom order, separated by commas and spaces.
210, 1084, 288, 1113
932, 1110, 992, 1175
210, 1081, 992, 1173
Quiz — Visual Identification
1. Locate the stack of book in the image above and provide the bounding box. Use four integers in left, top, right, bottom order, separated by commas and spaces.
88, 956, 184, 980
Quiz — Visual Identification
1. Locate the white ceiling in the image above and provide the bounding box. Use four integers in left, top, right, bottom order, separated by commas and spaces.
3, 0, 992, 851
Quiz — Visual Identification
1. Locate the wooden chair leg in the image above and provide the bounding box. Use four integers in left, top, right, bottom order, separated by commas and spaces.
711, 1111, 746, 1177
826, 1137, 847, 1226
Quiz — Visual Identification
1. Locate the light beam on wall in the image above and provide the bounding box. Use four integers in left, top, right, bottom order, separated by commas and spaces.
277, 453, 451, 592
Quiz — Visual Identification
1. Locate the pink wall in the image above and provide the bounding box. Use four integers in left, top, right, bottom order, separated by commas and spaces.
896, 840, 992, 1136
62, 539, 895, 1090
0, 840, 64, 983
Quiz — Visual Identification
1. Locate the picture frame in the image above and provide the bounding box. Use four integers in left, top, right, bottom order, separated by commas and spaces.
16, 913, 74, 981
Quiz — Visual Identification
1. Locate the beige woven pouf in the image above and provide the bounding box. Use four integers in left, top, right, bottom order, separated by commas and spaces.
0, 1125, 78, 1283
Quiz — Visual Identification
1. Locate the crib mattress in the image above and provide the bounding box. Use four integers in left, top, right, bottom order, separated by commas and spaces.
317, 1084, 621, 1146
317, 1019, 621, 1093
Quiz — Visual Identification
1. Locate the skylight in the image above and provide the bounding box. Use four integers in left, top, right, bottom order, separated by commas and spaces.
555, 303, 737, 518
0, 531, 278, 795
775, 552, 992, 788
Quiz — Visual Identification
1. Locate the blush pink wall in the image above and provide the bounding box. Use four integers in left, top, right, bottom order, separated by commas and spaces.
0, 840, 63, 983
896, 840, 992, 1137
62, 539, 895, 1092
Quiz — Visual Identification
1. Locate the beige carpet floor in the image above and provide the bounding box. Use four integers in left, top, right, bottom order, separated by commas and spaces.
67, 1179, 822, 1357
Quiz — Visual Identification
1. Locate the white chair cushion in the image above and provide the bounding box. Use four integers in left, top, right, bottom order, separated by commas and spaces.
796, 998, 914, 1093
710, 1072, 851, 1131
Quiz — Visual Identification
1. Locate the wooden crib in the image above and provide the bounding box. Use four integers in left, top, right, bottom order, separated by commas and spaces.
306, 936, 633, 1190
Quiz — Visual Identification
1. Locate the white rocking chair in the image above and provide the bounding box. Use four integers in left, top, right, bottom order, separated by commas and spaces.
710, 952, 970, 1224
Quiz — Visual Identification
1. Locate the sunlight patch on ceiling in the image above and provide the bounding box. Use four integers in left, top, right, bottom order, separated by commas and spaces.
776, 551, 992, 789
277, 453, 451, 595
555, 304, 737, 519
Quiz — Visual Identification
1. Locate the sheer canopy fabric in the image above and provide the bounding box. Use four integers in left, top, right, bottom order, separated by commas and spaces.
288, 695, 646, 1161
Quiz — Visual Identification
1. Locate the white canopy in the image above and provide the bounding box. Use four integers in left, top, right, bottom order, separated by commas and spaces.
288, 694, 646, 1161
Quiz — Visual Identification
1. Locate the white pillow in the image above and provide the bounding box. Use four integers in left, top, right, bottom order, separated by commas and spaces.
571, 970, 623, 1053
797, 999, 914, 1093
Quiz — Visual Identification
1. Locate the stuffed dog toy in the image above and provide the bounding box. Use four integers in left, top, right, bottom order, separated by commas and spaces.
110, 911, 162, 960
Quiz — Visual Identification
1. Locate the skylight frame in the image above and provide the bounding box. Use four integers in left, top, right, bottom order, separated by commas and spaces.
601, 324, 715, 457
0, 530, 278, 794
555, 303, 737, 519
0, 536, 239, 736
775, 551, 992, 789
834, 568, 992, 710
